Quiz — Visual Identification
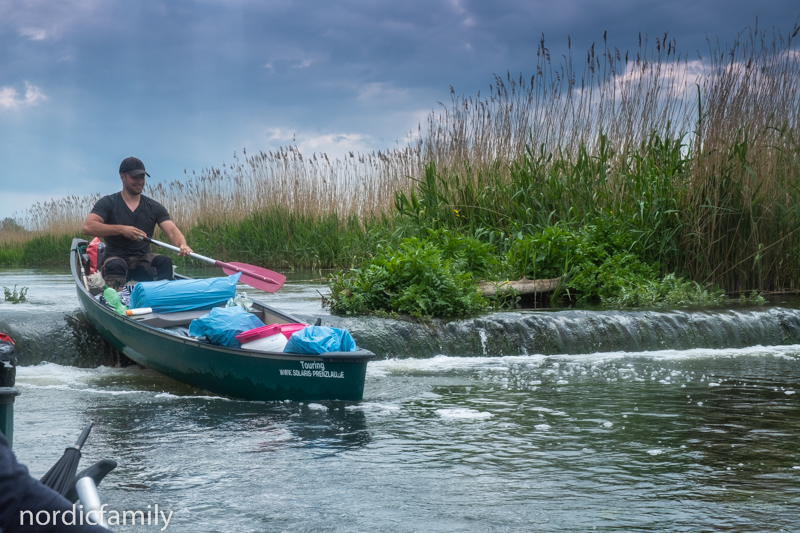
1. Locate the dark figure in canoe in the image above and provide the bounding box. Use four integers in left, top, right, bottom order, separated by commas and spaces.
82, 157, 192, 290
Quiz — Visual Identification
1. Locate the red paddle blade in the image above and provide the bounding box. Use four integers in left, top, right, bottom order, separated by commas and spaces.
219, 262, 287, 293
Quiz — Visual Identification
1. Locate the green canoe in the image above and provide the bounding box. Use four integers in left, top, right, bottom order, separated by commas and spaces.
71, 239, 373, 401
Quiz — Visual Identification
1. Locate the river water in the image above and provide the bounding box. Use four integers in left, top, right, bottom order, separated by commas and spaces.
2, 269, 800, 532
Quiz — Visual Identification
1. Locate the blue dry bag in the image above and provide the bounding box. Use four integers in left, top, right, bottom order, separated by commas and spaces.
130, 273, 241, 313
284, 326, 357, 354
188, 306, 264, 348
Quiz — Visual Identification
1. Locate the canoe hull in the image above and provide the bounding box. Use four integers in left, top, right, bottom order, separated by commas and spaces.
71, 240, 372, 401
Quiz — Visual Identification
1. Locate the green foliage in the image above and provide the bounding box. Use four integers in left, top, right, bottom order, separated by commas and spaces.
23, 234, 78, 266
0, 234, 78, 267
182, 206, 387, 270
570, 254, 652, 301
506, 225, 580, 280
423, 228, 500, 279
602, 274, 725, 308
738, 291, 767, 305
0, 247, 24, 267
3, 285, 28, 304
328, 237, 486, 320
393, 134, 690, 265
384, 133, 753, 312
343, 128, 784, 315
502, 220, 725, 307
504, 222, 646, 294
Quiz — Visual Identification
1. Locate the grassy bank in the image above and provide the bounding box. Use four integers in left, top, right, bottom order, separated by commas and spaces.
2, 25, 799, 317
0, 233, 80, 267
181, 207, 391, 270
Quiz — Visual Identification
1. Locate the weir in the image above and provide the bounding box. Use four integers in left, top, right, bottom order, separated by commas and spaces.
326, 306, 800, 358
2, 303, 800, 366
0, 308, 129, 367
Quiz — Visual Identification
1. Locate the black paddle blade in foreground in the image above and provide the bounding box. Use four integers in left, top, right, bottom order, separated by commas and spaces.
40, 448, 82, 496
40, 422, 93, 496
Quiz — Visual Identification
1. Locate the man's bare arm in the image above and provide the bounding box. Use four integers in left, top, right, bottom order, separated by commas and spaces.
82, 213, 146, 241
158, 220, 193, 256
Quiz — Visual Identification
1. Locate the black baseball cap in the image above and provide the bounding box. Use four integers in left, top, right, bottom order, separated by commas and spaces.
119, 156, 150, 177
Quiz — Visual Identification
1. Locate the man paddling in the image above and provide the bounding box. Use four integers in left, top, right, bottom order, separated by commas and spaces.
82, 157, 192, 290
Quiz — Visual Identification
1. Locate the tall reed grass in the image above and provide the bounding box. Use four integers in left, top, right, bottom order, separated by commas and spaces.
184, 207, 390, 269
399, 23, 800, 292
2, 23, 799, 293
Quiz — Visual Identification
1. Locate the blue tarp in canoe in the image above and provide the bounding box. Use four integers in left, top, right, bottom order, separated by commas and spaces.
284, 326, 357, 354
188, 306, 264, 347
130, 273, 241, 313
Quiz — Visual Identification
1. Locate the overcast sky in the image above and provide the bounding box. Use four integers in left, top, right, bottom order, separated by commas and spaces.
0, 0, 797, 220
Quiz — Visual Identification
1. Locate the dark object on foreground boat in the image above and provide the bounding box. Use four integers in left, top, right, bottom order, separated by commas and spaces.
0, 431, 110, 532
71, 239, 374, 401
40, 422, 93, 496
64, 459, 118, 504
0, 330, 114, 530
0, 334, 19, 448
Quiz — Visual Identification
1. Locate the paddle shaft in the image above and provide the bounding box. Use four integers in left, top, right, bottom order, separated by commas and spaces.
74, 422, 93, 450
142, 237, 281, 287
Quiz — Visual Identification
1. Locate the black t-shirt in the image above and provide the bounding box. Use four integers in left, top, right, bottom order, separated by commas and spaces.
89, 193, 171, 258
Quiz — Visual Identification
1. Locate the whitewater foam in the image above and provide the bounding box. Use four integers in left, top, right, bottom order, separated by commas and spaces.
367, 344, 800, 375
436, 408, 492, 420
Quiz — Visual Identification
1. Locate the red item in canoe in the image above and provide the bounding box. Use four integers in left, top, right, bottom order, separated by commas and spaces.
278, 323, 308, 340
236, 323, 308, 344
236, 324, 282, 344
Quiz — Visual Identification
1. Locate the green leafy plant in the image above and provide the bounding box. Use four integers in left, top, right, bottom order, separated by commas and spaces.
329, 238, 486, 320
3, 285, 28, 304
424, 227, 501, 279
738, 291, 766, 305
506, 224, 580, 280
602, 273, 726, 308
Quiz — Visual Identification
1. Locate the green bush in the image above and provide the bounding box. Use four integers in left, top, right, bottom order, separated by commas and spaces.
329, 237, 486, 319
506, 224, 580, 280
602, 273, 726, 308
502, 220, 726, 307
424, 228, 501, 279
0, 247, 24, 266
570, 253, 658, 302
